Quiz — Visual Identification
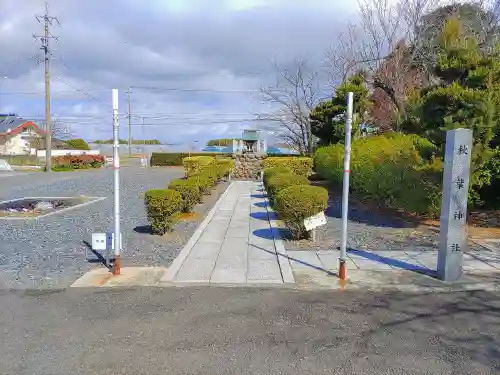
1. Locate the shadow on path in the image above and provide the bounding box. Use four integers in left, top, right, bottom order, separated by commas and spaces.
253, 227, 292, 241
82, 240, 112, 270
249, 243, 337, 277
133, 225, 153, 234
253, 201, 268, 208
250, 212, 278, 221
251, 194, 267, 199
347, 248, 436, 277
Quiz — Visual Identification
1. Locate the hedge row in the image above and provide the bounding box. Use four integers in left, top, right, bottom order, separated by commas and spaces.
144, 156, 234, 234
314, 133, 443, 217
262, 157, 313, 177
263, 158, 328, 239
151, 152, 231, 167
52, 155, 105, 170
150, 152, 303, 167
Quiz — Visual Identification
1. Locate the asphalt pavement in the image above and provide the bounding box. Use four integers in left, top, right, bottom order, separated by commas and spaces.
0, 287, 499, 374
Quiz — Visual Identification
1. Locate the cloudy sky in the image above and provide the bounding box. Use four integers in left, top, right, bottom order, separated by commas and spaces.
1, 0, 357, 148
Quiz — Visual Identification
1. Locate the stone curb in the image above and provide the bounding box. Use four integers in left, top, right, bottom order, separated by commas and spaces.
160, 182, 234, 282
261, 183, 295, 284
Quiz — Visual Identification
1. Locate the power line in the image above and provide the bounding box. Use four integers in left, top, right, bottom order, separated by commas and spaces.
0, 88, 113, 96
127, 87, 132, 156
33, 1, 60, 173
0, 86, 261, 96
130, 85, 260, 93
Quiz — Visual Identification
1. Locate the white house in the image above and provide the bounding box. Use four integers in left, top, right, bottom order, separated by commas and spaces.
0, 115, 45, 155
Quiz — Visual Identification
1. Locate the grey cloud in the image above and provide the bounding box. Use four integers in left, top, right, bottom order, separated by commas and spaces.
1, 0, 356, 142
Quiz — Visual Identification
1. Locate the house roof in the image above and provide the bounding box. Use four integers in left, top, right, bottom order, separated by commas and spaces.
0, 116, 45, 136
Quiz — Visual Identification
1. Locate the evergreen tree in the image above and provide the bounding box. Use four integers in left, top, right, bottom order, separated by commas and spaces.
310, 72, 371, 145
404, 17, 500, 204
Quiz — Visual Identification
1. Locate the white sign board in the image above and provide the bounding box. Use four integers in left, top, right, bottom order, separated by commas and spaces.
91, 232, 107, 251
303, 212, 327, 231
106, 156, 113, 165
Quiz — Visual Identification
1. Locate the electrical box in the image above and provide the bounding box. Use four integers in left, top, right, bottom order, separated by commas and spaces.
91, 233, 107, 251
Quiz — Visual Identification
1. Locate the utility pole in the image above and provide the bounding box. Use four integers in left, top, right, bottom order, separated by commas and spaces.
127, 87, 132, 157
34, 2, 59, 172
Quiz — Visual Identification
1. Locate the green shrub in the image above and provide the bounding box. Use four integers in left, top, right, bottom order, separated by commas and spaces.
216, 158, 234, 177
150, 152, 231, 166
275, 185, 329, 239
197, 166, 219, 187
314, 133, 442, 217
65, 138, 91, 150
183, 156, 215, 177
168, 179, 201, 212
266, 172, 310, 203
263, 167, 293, 187
144, 189, 183, 234
263, 157, 313, 176
189, 174, 213, 195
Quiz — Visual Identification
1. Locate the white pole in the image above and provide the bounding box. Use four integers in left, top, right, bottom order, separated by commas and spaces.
112, 89, 121, 275
339, 91, 353, 280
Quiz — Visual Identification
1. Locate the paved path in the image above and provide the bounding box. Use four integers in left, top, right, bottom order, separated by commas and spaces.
168, 181, 288, 284
289, 246, 500, 273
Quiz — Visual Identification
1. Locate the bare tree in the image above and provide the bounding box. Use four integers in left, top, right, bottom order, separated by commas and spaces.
257, 59, 320, 155
30, 117, 72, 150
323, 23, 361, 90
51, 117, 72, 140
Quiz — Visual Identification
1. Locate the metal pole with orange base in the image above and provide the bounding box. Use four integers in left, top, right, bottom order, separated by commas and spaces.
112, 89, 121, 276
339, 92, 354, 281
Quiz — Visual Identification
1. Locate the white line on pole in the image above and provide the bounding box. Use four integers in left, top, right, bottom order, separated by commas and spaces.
112, 88, 121, 275
339, 91, 353, 280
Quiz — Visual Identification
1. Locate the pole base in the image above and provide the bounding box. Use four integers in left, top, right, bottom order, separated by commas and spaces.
339, 259, 347, 280
113, 256, 121, 275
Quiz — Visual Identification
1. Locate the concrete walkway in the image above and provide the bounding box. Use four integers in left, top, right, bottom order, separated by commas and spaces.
162, 181, 293, 285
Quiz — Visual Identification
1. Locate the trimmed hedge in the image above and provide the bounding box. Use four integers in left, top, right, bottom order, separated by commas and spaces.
150, 152, 302, 167
275, 185, 329, 239
144, 189, 183, 234
314, 133, 443, 217
168, 179, 201, 212
188, 174, 213, 195
263, 167, 293, 187
183, 156, 215, 177
266, 172, 310, 205
151, 152, 231, 166
216, 158, 234, 177
262, 157, 313, 176
145, 154, 232, 233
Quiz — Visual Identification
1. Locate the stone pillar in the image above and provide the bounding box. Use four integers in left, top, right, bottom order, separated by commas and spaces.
438, 128, 473, 282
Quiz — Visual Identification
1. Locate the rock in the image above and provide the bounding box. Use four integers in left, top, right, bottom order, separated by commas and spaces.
231, 153, 266, 180
34, 201, 55, 211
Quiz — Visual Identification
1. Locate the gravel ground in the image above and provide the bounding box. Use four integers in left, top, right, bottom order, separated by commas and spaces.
0, 167, 228, 289
284, 188, 485, 253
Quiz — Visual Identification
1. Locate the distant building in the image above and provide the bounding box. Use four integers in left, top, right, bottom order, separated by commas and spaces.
0, 114, 45, 155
